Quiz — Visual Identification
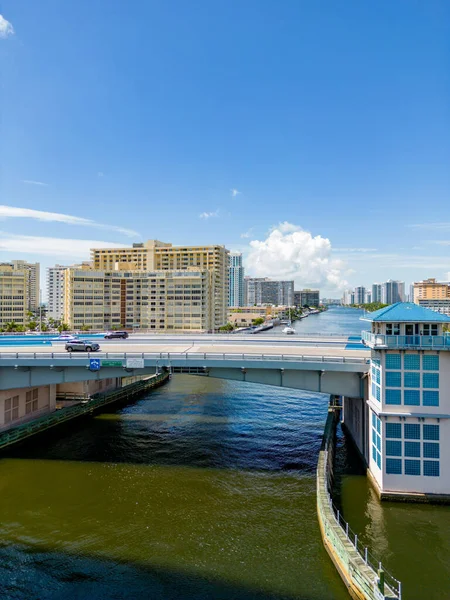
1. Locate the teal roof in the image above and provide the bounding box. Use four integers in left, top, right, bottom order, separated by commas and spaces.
361, 302, 450, 323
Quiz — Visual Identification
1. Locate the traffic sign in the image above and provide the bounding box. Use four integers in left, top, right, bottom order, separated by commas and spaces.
101, 360, 123, 367
89, 358, 101, 371
126, 358, 144, 369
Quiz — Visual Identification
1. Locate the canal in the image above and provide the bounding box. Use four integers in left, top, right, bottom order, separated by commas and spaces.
0, 307, 448, 599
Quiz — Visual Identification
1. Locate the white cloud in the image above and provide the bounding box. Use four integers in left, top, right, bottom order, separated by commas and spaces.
334, 247, 378, 253
0, 205, 140, 238
408, 223, 450, 231
23, 180, 49, 186
230, 188, 241, 197
199, 210, 219, 219
245, 222, 348, 290
0, 15, 14, 38
0, 233, 128, 258
240, 228, 254, 239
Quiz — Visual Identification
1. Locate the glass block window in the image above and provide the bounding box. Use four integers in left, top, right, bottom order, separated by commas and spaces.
386, 354, 401, 369
405, 460, 421, 476
372, 412, 376, 428
386, 372, 401, 387
372, 445, 377, 462
376, 452, 381, 469
423, 391, 439, 407
385, 440, 401, 456
423, 425, 439, 441
404, 354, 420, 370
423, 461, 440, 477
375, 369, 380, 385
404, 441, 420, 457
372, 358, 381, 367
404, 390, 420, 406
376, 434, 381, 451
404, 424, 420, 440
423, 373, 439, 389
371, 411, 382, 470
422, 355, 439, 371
386, 423, 401, 439
423, 443, 439, 459
376, 416, 381, 434
386, 459, 402, 475
404, 372, 420, 388
386, 389, 401, 405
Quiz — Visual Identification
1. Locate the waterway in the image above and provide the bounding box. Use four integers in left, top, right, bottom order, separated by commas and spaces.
0, 307, 448, 599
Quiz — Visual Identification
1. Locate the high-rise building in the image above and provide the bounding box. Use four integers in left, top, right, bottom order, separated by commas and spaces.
0, 263, 28, 328
294, 289, 320, 307
47, 265, 69, 321
364, 290, 372, 304
381, 280, 405, 304
354, 286, 366, 305
372, 283, 382, 303
228, 252, 244, 307
63, 266, 212, 331
10, 260, 40, 312
244, 277, 294, 306
91, 240, 229, 330
413, 278, 450, 304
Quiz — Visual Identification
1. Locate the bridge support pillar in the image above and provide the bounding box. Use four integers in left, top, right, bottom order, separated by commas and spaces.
341, 395, 368, 463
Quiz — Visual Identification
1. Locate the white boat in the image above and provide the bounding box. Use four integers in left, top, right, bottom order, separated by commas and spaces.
282, 326, 296, 335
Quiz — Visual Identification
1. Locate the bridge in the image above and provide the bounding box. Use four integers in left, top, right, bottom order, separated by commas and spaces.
0, 336, 369, 397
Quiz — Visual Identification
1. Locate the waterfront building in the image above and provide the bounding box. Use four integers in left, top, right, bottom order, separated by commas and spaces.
417, 299, 450, 316
341, 289, 353, 305
372, 283, 382, 303
364, 290, 372, 304
294, 289, 320, 307
381, 280, 405, 304
362, 303, 450, 499
354, 286, 366, 305
0, 264, 28, 328
9, 260, 40, 312
413, 278, 450, 305
47, 265, 69, 321
228, 252, 244, 307
245, 277, 294, 306
63, 266, 213, 332
91, 240, 229, 329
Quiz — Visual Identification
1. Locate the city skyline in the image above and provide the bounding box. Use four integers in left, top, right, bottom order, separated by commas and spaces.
1, 2, 449, 295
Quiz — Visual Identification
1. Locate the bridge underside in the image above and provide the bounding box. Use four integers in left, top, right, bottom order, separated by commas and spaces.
0, 362, 364, 397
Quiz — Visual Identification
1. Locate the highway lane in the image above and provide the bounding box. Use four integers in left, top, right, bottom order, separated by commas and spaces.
1, 341, 369, 359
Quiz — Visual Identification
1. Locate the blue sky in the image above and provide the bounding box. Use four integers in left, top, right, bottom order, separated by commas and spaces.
0, 1, 449, 297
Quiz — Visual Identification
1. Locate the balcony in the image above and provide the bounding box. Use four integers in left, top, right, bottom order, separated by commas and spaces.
362, 330, 450, 350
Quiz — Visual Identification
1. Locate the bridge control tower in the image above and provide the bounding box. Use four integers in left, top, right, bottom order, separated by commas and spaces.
362, 302, 450, 501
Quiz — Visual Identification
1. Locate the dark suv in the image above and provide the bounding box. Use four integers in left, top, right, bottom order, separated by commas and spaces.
104, 331, 129, 339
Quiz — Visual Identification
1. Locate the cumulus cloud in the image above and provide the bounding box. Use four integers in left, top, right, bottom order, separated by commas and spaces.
0, 15, 14, 38
0, 233, 128, 257
246, 222, 348, 290
199, 210, 219, 219
0, 205, 140, 238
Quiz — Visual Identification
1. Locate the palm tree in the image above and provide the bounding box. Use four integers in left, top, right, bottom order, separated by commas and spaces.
5, 321, 18, 332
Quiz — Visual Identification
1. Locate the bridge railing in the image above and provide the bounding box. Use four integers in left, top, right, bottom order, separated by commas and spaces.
362, 330, 450, 350
0, 351, 370, 365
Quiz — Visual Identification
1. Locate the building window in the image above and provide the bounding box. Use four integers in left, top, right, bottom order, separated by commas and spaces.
404, 354, 420, 370
385, 440, 401, 456
404, 424, 420, 440
386, 389, 401, 405
423, 373, 439, 389
404, 390, 420, 406
423, 443, 439, 459
423, 424, 439, 441
386, 423, 401, 439
404, 441, 421, 457
422, 355, 439, 371
386, 354, 401, 369
423, 391, 439, 407
423, 461, 440, 477
404, 372, 420, 388
386, 372, 401, 387
404, 460, 421, 476
4, 395, 19, 423
386, 459, 402, 474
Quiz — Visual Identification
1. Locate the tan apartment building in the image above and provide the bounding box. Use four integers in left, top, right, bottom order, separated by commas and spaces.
63, 267, 213, 332
90, 240, 229, 330
413, 278, 450, 303
0, 264, 28, 328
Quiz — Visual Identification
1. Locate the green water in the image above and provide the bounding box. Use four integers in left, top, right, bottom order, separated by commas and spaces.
1, 308, 449, 599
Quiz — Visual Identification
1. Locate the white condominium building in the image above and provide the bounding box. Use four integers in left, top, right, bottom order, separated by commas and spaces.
47, 265, 69, 321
